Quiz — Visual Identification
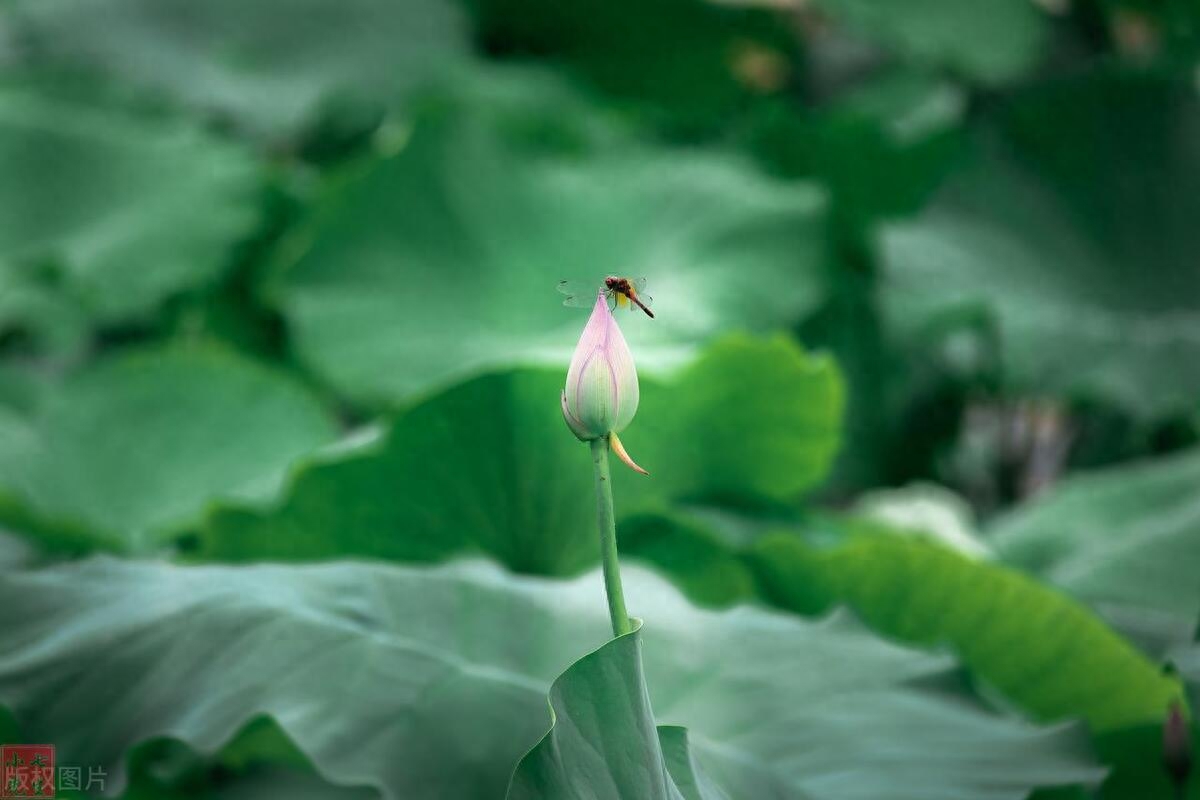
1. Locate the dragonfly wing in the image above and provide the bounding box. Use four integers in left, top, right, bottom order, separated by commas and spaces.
558, 280, 600, 308
628, 277, 652, 310
557, 280, 594, 296
562, 293, 594, 309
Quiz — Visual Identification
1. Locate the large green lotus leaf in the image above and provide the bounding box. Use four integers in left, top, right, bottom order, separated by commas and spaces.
817, 0, 1049, 83
0, 346, 337, 551
992, 449, 1200, 653
509, 630, 751, 800
0, 85, 259, 323
745, 531, 1185, 731
3, 0, 468, 141
635, 335, 844, 501
270, 89, 829, 406
656, 727, 735, 800
198, 336, 842, 574
0, 558, 1102, 800
880, 71, 1200, 419
508, 623, 716, 800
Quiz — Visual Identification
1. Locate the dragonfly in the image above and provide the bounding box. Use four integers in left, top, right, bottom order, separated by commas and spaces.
557, 276, 654, 319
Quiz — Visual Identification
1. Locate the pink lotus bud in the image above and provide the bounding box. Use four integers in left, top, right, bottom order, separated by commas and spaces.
561, 293, 640, 442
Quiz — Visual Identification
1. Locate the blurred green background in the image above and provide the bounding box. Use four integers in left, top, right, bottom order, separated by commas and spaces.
0, 0, 1198, 798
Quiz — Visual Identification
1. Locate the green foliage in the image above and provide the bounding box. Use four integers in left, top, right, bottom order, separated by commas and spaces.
993, 448, 1200, 652
622, 514, 1190, 796
0, 85, 259, 325
656, 727, 734, 800
615, 509, 1183, 730
4, 0, 470, 141
467, 0, 797, 132
881, 69, 1200, 419
507, 624, 703, 800
0, 557, 1102, 800
750, 532, 1183, 732
0, 0, 1195, 797
747, 70, 967, 246
640, 335, 844, 500
0, 347, 337, 551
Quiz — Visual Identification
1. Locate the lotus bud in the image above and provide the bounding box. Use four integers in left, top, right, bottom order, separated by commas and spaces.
562, 293, 647, 474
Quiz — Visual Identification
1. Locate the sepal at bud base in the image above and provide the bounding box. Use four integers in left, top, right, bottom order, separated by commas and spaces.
609, 430, 648, 476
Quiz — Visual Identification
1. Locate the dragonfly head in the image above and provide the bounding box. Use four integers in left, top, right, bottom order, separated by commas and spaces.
605, 276, 635, 295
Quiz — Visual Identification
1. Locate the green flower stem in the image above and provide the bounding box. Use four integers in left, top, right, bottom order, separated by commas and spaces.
590, 436, 632, 637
